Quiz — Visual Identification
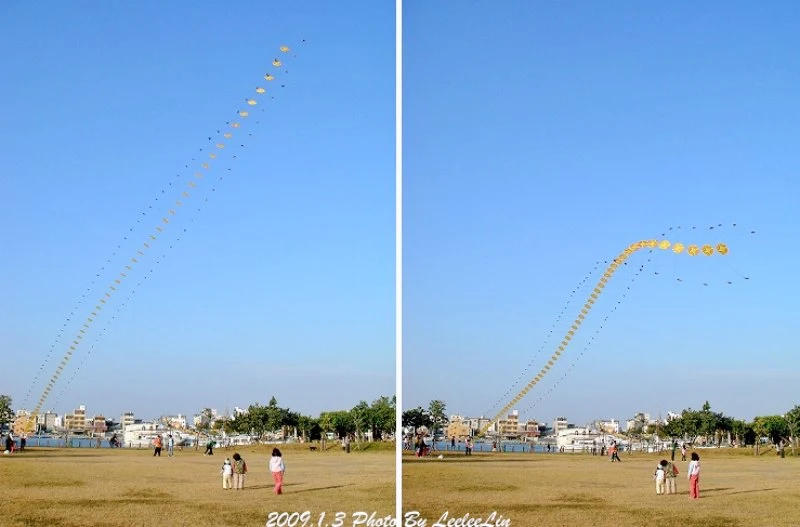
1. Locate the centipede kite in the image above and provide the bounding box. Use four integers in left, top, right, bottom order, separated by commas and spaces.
480, 237, 730, 434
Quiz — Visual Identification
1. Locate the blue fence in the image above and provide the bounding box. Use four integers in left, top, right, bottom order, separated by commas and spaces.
405, 440, 559, 453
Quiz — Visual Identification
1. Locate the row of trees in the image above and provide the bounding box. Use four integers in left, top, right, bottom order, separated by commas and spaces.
401, 400, 447, 434
630, 401, 800, 453
198, 395, 396, 443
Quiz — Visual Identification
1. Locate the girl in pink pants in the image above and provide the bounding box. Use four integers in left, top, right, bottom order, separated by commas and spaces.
270, 448, 286, 495
687, 452, 701, 499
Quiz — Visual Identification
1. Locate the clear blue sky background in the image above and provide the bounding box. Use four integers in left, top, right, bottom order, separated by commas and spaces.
0, 1, 394, 421
404, 2, 800, 428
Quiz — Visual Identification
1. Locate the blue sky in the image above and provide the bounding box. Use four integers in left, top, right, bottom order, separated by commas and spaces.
0, 1, 394, 421
403, 2, 800, 427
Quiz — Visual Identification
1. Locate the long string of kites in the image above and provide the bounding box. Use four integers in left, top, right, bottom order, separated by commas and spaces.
480, 225, 754, 435
23, 44, 299, 431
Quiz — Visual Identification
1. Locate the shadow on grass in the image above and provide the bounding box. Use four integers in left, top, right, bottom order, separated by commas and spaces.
231, 483, 348, 494
454, 484, 519, 492
283, 484, 348, 494
9, 513, 72, 527
701, 487, 734, 494
705, 487, 776, 497
504, 502, 608, 513
19, 479, 86, 488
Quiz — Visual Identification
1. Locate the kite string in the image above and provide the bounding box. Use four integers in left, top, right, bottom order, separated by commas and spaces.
480, 236, 731, 434
27, 46, 295, 425
482, 261, 602, 418
518, 250, 654, 417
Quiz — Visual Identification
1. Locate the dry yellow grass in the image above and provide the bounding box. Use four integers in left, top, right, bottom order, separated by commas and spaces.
0, 443, 394, 527
403, 448, 800, 527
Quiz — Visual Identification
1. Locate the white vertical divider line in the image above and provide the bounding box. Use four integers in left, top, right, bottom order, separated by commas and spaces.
395, 0, 403, 523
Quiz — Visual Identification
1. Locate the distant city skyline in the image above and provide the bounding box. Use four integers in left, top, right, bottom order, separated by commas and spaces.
12, 390, 395, 425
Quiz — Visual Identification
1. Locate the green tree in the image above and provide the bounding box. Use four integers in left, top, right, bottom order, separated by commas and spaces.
245, 404, 271, 440
265, 397, 283, 436
784, 405, 800, 456
731, 419, 748, 447
751, 418, 767, 455
694, 402, 726, 445
230, 410, 255, 436
370, 396, 396, 440
296, 414, 319, 442
402, 407, 433, 434
351, 401, 372, 446
681, 409, 701, 444
319, 411, 354, 438
281, 409, 300, 440
0, 395, 13, 429
428, 400, 447, 435
753, 415, 789, 445
662, 416, 684, 441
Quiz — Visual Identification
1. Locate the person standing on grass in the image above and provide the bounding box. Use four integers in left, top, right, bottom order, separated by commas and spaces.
665, 459, 679, 494
153, 435, 163, 457
654, 461, 666, 495
465, 437, 472, 456
167, 434, 174, 457
270, 448, 286, 495
688, 452, 701, 499
681, 443, 687, 461
232, 452, 247, 490
609, 441, 621, 462
220, 458, 233, 490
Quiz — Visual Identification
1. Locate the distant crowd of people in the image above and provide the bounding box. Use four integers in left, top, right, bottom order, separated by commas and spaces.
4, 432, 26, 453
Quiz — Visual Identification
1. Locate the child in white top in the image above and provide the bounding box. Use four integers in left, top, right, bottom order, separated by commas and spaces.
688, 452, 701, 499
654, 461, 666, 495
270, 448, 286, 495
220, 458, 233, 490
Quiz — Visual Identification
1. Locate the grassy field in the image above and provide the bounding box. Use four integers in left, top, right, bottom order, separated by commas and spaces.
0, 442, 394, 527
403, 448, 800, 527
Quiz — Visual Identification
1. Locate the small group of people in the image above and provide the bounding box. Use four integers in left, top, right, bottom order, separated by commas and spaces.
653, 459, 679, 495
413, 435, 431, 457
152, 434, 175, 457
608, 440, 622, 462
653, 452, 700, 499
3, 432, 28, 454
4, 432, 16, 454
220, 452, 248, 490
220, 449, 285, 495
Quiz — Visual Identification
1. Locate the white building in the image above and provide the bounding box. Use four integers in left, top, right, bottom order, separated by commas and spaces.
553, 417, 570, 435
120, 412, 136, 428
626, 412, 653, 432
37, 411, 58, 431
161, 414, 187, 429
598, 419, 620, 434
